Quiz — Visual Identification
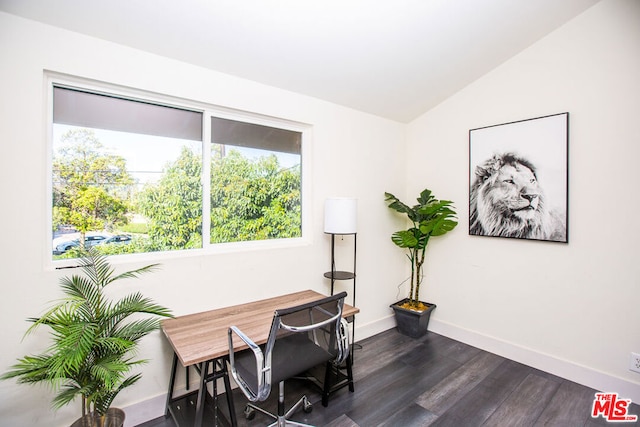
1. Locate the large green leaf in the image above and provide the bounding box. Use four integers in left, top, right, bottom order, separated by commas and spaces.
391, 230, 419, 248
418, 199, 458, 237
385, 192, 419, 222
416, 189, 435, 206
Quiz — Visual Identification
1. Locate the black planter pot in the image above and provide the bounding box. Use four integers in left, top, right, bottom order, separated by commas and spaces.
390, 299, 436, 338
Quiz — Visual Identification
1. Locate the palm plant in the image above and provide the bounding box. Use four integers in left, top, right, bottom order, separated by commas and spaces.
1, 248, 172, 423
385, 188, 458, 310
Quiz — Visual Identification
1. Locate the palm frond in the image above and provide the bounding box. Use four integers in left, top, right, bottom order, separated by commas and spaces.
109, 263, 160, 285
92, 373, 142, 415
93, 336, 136, 358
78, 249, 113, 289
90, 357, 130, 388
77, 248, 158, 287
112, 293, 172, 317
48, 322, 98, 378
59, 274, 102, 317
110, 318, 162, 342
101, 293, 172, 335
52, 382, 83, 410
25, 298, 84, 336
0, 354, 55, 383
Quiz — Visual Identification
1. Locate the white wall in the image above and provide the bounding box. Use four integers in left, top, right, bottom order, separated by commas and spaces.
406, 0, 640, 403
2, 1, 639, 425
0, 12, 406, 426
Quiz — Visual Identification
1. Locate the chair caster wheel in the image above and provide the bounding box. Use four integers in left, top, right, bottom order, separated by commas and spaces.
303, 397, 313, 414
244, 405, 256, 420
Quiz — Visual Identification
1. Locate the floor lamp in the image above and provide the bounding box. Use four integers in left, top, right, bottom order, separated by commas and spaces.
323, 197, 358, 396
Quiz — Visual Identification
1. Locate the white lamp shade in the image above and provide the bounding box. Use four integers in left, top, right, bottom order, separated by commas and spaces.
324, 198, 357, 234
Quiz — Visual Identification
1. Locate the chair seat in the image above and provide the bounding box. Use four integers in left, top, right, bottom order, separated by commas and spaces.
234, 333, 333, 397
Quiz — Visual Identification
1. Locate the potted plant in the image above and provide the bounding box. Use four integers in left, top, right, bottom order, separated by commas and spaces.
385, 188, 457, 337
1, 249, 172, 427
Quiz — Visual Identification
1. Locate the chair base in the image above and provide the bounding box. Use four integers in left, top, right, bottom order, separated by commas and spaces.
245, 381, 314, 427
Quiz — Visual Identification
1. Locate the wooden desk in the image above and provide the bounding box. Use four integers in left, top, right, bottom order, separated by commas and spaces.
161, 290, 359, 427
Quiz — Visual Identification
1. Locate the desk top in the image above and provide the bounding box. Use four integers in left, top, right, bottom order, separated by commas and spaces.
161, 289, 360, 367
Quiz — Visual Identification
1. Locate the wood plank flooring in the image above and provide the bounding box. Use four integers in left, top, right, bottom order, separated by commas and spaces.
138, 329, 639, 426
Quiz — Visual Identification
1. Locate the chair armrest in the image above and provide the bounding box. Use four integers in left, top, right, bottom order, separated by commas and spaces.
228, 326, 269, 401
229, 325, 261, 354
334, 318, 350, 366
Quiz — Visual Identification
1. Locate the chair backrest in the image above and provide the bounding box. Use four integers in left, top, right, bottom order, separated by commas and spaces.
228, 291, 349, 402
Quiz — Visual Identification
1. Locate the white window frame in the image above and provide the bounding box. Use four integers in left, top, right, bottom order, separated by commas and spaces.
46, 73, 312, 270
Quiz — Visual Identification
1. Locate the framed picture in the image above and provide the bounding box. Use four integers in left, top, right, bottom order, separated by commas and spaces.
469, 112, 568, 243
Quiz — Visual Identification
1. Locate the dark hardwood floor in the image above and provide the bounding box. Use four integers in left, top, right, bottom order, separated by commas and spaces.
138, 329, 639, 426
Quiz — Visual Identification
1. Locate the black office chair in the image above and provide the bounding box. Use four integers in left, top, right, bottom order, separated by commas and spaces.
228, 291, 350, 427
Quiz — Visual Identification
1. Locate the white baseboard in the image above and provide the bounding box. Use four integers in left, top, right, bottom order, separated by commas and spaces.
353, 314, 396, 342
122, 393, 167, 427
428, 318, 640, 404
122, 380, 231, 427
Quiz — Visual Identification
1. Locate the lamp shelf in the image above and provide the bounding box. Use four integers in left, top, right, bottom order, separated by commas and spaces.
323, 271, 355, 280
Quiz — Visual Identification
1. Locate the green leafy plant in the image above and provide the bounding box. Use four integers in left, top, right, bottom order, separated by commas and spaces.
1, 249, 172, 422
385, 189, 458, 311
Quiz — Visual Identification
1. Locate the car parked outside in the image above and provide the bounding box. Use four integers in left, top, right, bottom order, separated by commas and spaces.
97, 235, 132, 245
53, 233, 110, 254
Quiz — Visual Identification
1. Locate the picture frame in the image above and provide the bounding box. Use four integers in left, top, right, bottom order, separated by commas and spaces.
469, 112, 568, 243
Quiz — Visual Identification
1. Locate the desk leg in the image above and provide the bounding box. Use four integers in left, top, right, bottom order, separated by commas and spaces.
221, 359, 237, 427
346, 353, 355, 392
194, 360, 209, 427
320, 352, 355, 407
165, 353, 178, 418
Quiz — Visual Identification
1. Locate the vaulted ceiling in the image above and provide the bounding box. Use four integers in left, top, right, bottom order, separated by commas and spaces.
0, 0, 600, 122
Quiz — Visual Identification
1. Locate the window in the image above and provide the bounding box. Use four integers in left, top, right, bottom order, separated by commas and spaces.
209, 117, 302, 244
50, 81, 304, 261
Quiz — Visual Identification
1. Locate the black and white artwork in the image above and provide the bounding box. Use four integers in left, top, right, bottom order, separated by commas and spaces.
469, 113, 568, 243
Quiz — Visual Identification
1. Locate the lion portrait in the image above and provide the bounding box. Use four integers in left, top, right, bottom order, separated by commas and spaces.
469, 153, 566, 241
